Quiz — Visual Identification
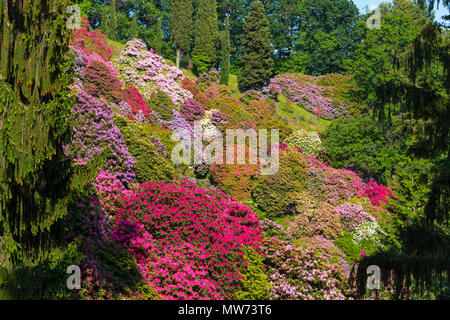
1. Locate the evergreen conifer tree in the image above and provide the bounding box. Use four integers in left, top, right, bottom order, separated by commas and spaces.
238, 1, 273, 91
220, 14, 231, 85
171, 0, 193, 68
193, 0, 218, 70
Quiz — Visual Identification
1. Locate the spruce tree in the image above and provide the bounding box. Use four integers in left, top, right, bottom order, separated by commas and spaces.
238, 1, 273, 92
131, 15, 139, 39
171, 0, 193, 68
220, 14, 231, 85
0, 0, 88, 281
193, 0, 218, 69
152, 18, 164, 54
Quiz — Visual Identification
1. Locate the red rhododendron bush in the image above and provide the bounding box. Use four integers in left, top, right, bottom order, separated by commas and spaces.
112, 181, 262, 300
72, 18, 113, 61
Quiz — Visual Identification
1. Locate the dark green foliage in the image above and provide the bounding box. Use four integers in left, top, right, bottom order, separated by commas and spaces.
0, 0, 89, 266
146, 90, 176, 121
171, 0, 193, 67
353, 0, 450, 299
220, 15, 231, 85
114, 116, 175, 183
234, 247, 271, 300
252, 147, 308, 217
334, 232, 379, 263
297, 0, 360, 75
193, 0, 218, 68
322, 117, 409, 183
238, 1, 273, 91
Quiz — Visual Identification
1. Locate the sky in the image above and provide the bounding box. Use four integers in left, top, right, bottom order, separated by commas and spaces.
353, 0, 449, 22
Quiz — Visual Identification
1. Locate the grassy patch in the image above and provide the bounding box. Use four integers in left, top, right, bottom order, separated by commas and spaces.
228, 74, 241, 98
276, 94, 331, 133
108, 39, 124, 60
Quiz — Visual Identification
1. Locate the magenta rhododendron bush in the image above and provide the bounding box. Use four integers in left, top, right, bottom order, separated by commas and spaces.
112, 181, 262, 300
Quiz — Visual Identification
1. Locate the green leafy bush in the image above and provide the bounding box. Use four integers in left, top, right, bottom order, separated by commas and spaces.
322, 117, 408, 182
252, 147, 308, 217
146, 90, 176, 121
235, 247, 271, 300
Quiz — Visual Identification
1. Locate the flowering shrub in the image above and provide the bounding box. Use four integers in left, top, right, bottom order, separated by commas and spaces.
83, 54, 124, 103
306, 155, 364, 207
288, 202, 344, 240
285, 129, 323, 155
245, 99, 276, 127
260, 219, 293, 242
72, 18, 113, 61
66, 196, 160, 300
240, 90, 264, 105
209, 96, 249, 125
209, 146, 260, 202
362, 181, 395, 207
352, 222, 385, 247
123, 85, 152, 120
114, 39, 192, 105
262, 73, 350, 120
180, 98, 206, 123
263, 237, 350, 300
333, 202, 375, 232
197, 68, 220, 90
95, 170, 132, 216
64, 90, 136, 184
113, 181, 262, 299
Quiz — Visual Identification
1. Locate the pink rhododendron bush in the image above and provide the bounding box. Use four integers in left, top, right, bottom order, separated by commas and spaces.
112, 181, 262, 300
262, 73, 351, 120
113, 39, 192, 105
262, 237, 351, 300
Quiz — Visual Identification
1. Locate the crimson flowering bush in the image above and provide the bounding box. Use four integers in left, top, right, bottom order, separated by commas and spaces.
72, 18, 113, 61
112, 181, 262, 300
333, 202, 375, 232
362, 181, 395, 207
83, 54, 124, 103
114, 39, 192, 105
306, 155, 364, 206
180, 98, 205, 123
123, 84, 152, 120
64, 90, 136, 184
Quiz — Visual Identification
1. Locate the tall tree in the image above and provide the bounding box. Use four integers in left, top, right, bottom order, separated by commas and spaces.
131, 14, 139, 39
220, 14, 231, 85
238, 1, 273, 91
152, 18, 164, 54
108, 0, 119, 41
171, 0, 193, 68
193, 0, 218, 70
353, 0, 450, 299
296, 0, 360, 75
0, 0, 85, 270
